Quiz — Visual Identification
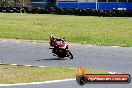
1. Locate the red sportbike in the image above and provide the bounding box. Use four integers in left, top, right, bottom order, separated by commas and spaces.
49, 38, 73, 59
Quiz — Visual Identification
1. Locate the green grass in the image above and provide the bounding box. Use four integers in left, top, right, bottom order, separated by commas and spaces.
0, 13, 132, 46
0, 65, 108, 84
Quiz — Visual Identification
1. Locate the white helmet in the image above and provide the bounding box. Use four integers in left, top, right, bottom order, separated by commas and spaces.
50, 35, 55, 40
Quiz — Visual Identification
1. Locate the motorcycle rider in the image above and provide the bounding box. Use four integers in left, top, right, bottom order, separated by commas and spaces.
49, 35, 73, 59
49, 35, 57, 47
49, 35, 66, 55
50, 35, 66, 47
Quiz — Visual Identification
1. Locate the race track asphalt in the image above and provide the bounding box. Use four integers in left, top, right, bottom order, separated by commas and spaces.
0, 40, 132, 88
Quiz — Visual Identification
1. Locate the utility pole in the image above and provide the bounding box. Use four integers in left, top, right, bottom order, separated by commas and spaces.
96, 0, 98, 10
22, 0, 25, 7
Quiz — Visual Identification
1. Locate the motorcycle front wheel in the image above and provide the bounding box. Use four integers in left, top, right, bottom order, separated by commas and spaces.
67, 51, 73, 59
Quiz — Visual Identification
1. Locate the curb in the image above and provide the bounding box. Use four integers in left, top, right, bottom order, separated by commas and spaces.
0, 63, 46, 68
0, 38, 125, 47
0, 63, 120, 74
0, 38, 48, 44
0, 63, 120, 86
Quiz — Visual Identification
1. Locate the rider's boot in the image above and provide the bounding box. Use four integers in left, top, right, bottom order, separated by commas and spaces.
53, 54, 56, 56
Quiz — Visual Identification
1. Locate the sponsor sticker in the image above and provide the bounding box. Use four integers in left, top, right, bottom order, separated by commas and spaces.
76, 67, 131, 85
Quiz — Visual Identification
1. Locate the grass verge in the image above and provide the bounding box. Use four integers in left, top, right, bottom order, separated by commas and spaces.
0, 13, 132, 46
0, 65, 108, 84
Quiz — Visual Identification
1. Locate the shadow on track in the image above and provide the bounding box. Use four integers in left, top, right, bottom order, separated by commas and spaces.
36, 58, 67, 61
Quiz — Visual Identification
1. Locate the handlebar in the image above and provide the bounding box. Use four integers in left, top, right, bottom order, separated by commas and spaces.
49, 47, 54, 49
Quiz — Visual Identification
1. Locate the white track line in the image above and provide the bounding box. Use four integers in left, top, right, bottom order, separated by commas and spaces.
39, 66, 46, 68
0, 79, 75, 86
1, 40, 7, 42
10, 64, 18, 66
15, 41, 21, 43
24, 65, 34, 67
108, 71, 120, 74
112, 46, 119, 47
